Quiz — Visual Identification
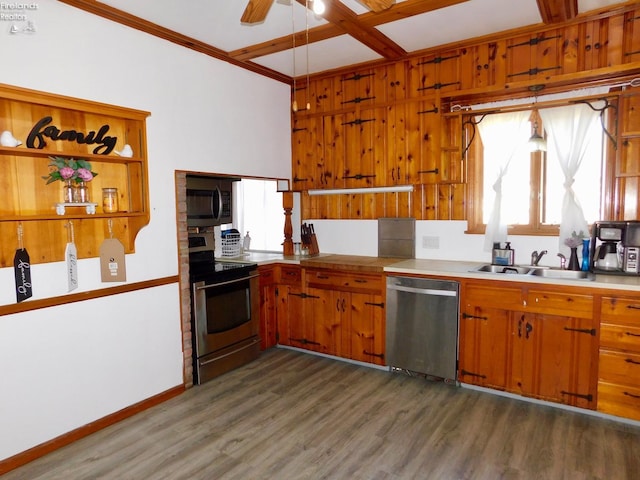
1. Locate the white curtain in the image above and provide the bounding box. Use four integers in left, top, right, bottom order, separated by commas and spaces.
539, 104, 600, 255
476, 110, 532, 252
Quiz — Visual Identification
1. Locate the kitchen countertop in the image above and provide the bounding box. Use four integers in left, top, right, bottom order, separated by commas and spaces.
233, 252, 640, 292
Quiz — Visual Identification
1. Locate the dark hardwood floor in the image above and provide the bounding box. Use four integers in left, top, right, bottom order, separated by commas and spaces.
4, 348, 639, 479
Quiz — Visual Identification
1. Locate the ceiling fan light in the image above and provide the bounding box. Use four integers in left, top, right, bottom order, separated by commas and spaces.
312, 0, 325, 15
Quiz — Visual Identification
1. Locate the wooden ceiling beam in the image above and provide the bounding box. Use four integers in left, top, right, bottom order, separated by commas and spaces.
536, 0, 578, 24
230, 0, 468, 61
296, 0, 406, 59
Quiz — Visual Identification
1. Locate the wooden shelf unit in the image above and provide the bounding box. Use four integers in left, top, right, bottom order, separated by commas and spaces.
0, 83, 150, 267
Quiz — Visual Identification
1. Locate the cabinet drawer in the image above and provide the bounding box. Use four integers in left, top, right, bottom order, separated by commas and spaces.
598, 348, 640, 386
306, 269, 382, 294
258, 267, 275, 286
597, 381, 640, 421
526, 290, 593, 318
600, 323, 640, 353
463, 284, 522, 310
280, 265, 301, 285
601, 296, 640, 324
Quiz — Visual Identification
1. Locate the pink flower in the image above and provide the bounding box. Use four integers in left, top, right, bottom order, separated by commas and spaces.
76, 168, 94, 181
59, 166, 75, 179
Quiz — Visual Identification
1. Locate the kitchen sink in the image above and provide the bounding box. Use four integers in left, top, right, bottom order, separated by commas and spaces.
471, 263, 594, 280
528, 268, 593, 280
472, 264, 534, 275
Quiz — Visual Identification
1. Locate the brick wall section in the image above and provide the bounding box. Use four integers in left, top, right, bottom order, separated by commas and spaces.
175, 171, 193, 388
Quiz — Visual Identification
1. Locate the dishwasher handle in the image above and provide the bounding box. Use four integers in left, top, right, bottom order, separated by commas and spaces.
387, 283, 458, 297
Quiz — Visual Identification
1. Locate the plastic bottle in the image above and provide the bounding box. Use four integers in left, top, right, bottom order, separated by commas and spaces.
243, 231, 251, 252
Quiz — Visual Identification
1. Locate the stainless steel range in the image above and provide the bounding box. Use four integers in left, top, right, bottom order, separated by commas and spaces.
188, 231, 260, 384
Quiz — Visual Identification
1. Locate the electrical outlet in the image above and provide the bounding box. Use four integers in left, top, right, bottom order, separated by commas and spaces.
422, 235, 440, 249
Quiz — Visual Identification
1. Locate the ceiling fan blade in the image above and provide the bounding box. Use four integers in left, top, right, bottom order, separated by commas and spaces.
359, 0, 395, 12
241, 0, 275, 24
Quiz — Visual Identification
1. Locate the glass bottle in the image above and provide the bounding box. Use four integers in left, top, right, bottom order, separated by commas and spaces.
73, 181, 89, 203
62, 179, 74, 203
581, 238, 590, 271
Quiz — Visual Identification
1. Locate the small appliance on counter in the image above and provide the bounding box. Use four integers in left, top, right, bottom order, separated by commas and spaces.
590, 221, 640, 275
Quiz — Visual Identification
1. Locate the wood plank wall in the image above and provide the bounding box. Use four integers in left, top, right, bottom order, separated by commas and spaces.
292, 5, 640, 220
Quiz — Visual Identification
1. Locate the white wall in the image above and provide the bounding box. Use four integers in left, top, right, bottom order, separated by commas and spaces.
0, 1, 290, 461
310, 219, 564, 267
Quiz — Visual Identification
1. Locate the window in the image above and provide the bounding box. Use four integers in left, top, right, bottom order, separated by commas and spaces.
467, 99, 614, 239
233, 178, 283, 251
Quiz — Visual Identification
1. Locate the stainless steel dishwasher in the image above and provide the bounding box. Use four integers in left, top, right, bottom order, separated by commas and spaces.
386, 276, 459, 383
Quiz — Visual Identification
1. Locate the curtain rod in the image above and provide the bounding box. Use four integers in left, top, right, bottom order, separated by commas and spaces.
450, 78, 640, 114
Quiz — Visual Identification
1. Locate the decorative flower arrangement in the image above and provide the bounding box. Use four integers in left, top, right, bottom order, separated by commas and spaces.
42, 156, 98, 184
564, 230, 587, 249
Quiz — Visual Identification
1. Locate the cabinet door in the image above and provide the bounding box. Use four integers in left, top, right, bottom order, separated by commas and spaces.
350, 292, 385, 365
307, 287, 346, 356
458, 305, 513, 390
258, 266, 277, 350
343, 107, 386, 188
517, 314, 596, 409
277, 284, 306, 347
291, 115, 323, 190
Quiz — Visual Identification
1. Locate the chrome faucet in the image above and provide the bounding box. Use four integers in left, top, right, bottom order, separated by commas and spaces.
557, 253, 567, 270
531, 250, 548, 266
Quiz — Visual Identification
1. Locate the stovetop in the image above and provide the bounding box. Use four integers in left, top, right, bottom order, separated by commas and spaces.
189, 250, 257, 283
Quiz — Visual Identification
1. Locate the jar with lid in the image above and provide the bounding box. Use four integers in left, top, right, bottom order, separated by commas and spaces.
102, 188, 119, 213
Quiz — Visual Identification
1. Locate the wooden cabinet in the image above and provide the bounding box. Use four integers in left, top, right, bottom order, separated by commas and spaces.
303, 268, 386, 365
293, 6, 640, 221
460, 281, 597, 409
275, 265, 305, 348
459, 283, 522, 390
598, 295, 640, 421
258, 265, 277, 350
0, 83, 149, 266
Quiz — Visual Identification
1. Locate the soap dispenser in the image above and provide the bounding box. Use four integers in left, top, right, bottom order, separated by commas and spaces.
242, 231, 251, 253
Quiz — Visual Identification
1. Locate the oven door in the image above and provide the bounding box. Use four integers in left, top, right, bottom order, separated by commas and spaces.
192, 272, 260, 357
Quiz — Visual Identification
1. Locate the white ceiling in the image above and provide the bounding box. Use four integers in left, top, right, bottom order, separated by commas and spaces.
91, 0, 630, 79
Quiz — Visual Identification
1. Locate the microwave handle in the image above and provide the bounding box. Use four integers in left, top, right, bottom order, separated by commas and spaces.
214, 186, 222, 222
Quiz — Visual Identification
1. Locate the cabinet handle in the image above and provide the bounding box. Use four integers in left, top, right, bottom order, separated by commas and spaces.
623, 391, 640, 399
336, 299, 340, 312
564, 327, 597, 336
626, 331, 640, 337
365, 301, 384, 308
626, 304, 640, 310
354, 279, 367, 283
342, 298, 346, 312
625, 358, 640, 365
560, 390, 593, 402
290, 337, 320, 346
525, 322, 533, 339
518, 316, 524, 338
462, 313, 487, 320
363, 350, 384, 359
316, 275, 330, 279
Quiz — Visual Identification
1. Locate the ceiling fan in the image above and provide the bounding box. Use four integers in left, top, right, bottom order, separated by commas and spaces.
241, 0, 395, 24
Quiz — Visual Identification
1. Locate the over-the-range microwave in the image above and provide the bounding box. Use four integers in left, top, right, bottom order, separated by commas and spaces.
186, 175, 238, 227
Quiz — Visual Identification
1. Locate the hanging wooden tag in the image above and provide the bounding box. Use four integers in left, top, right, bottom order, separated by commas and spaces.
14, 248, 33, 302
100, 238, 126, 282
66, 222, 78, 292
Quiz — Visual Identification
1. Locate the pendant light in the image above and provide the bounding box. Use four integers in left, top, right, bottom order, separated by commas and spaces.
528, 85, 547, 152
529, 118, 547, 152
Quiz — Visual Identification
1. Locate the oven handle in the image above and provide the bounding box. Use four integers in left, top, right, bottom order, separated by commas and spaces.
199, 337, 261, 366
195, 273, 259, 290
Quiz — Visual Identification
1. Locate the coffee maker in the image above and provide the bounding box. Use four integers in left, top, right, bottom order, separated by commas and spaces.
591, 221, 640, 275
